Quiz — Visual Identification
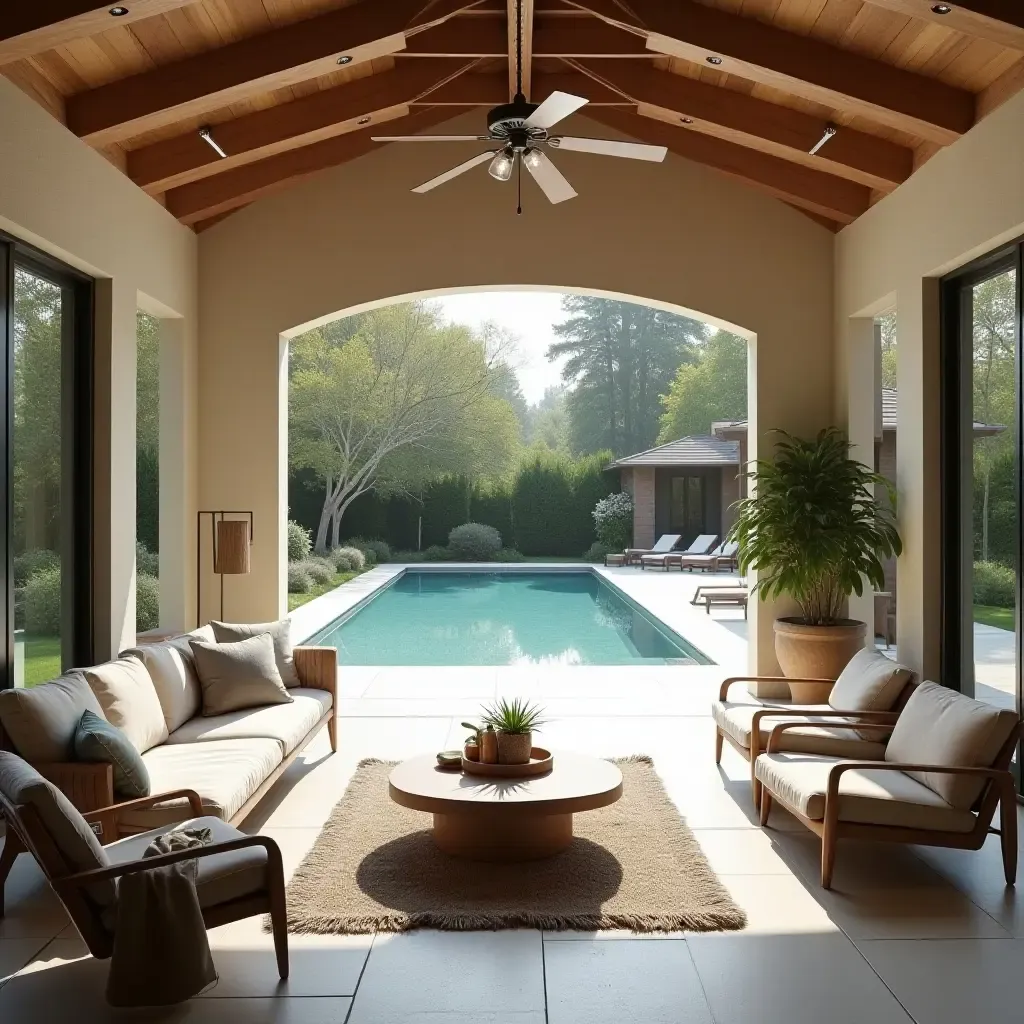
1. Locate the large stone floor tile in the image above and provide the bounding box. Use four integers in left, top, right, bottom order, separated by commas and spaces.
347, 930, 545, 1024
713, 874, 838, 936
545, 938, 712, 1024
687, 932, 914, 1024
857, 938, 1024, 1024
0, 840, 70, 939
692, 828, 797, 876
0, 937, 50, 987
364, 666, 496, 700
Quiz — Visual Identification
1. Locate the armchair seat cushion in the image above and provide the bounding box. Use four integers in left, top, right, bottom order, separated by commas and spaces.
712, 702, 888, 760
105, 816, 268, 911
119, 739, 283, 832
164, 688, 333, 756
755, 752, 977, 833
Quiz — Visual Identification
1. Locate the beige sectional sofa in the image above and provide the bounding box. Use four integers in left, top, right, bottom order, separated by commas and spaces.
0, 625, 337, 845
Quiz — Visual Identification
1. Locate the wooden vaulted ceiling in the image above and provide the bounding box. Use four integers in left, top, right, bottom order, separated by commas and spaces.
4, 1, 1024, 232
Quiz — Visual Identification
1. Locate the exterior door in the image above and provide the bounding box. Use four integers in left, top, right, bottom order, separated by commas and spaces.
670, 475, 705, 546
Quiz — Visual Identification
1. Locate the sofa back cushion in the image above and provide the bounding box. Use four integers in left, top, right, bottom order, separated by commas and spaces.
885, 681, 1019, 809
83, 656, 168, 755
122, 639, 202, 733
829, 648, 913, 713
0, 672, 102, 762
190, 633, 293, 716
211, 619, 300, 687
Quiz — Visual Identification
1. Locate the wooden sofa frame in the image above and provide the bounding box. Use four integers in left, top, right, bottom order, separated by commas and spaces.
0, 644, 337, 915
758, 720, 1021, 889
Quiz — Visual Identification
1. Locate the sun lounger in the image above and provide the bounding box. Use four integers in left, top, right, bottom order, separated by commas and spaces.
640, 534, 718, 570
679, 540, 740, 573
691, 581, 748, 616
624, 534, 681, 566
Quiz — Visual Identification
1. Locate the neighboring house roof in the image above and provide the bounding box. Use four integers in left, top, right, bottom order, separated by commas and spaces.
712, 388, 1004, 438
611, 435, 741, 468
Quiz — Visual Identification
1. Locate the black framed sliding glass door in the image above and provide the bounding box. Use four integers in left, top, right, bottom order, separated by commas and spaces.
941, 239, 1024, 789
1, 234, 94, 690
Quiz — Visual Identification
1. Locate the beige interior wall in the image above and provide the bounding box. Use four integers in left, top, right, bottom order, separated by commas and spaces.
198, 110, 835, 671
836, 86, 1024, 681
0, 78, 198, 657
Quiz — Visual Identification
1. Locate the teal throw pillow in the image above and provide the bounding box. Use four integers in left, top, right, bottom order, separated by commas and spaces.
73, 709, 151, 799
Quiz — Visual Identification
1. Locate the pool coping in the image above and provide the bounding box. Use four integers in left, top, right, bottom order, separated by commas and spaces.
288, 562, 746, 670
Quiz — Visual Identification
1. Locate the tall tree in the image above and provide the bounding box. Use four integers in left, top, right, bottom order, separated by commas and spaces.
289, 303, 520, 552
547, 297, 706, 456
657, 331, 747, 442
525, 386, 570, 452
136, 312, 160, 553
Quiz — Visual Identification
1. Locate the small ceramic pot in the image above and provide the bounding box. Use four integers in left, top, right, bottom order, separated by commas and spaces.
464, 742, 480, 762
496, 731, 532, 765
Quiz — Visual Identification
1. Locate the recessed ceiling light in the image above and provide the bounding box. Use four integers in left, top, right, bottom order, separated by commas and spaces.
706, 56, 723, 65
109, 6, 129, 14
337, 55, 352, 65
681, 117, 693, 124
357, 116, 371, 125
198, 126, 228, 159
931, 4, 952, 13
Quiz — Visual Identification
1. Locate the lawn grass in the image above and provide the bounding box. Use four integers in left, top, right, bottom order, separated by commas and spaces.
288, 568, 368, 611
974, 604, 1015, 631
22, 635, 62, 687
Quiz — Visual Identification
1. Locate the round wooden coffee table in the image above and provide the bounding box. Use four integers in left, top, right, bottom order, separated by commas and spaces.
388, 751, 623, 862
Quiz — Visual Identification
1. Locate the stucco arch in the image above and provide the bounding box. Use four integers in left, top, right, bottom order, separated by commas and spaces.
196, 110, 836, 670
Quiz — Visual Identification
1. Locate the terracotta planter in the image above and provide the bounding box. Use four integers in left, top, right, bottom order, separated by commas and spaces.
773, 618, 867, 703
496, 731, 533, 765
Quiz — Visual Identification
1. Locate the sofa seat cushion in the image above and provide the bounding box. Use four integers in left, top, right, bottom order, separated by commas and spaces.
755, 752, 977, 833
164, 688, 332, 756
105, 816, 268, 911
83, 656, 168, 754
117, 739, 283, 832
0, 671, 102, 762
712, 702, 889, 760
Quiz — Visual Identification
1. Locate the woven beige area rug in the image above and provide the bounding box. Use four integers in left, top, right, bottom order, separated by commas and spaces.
281, 756, 746, 934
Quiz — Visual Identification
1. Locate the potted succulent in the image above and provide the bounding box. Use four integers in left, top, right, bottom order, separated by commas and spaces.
481, 697, 548, 765
728, 428, 901, 690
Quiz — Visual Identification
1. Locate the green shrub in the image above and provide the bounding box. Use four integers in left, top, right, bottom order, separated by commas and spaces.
974, 560, 1015, 608
14, 549, 59, 587
448, 522, 502, 561
497, 547, 526, 562
423, 545, 450, 561
592, 492, 633, 550
392, 549, 426, 563
421, 477, 472, 547
136, 572, 160, 632
361, 539, 391, 563
332, 546, 366, 572
302, 557, 334, 584
24, 566, 61, 634
583, 541, 613, 563
287, 561, 313, 594
346, 538, 377, 565
287, 519, 312, 562
136, 541, 159, 578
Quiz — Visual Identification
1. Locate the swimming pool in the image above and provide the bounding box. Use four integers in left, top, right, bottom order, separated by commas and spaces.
310, 570, 711, 666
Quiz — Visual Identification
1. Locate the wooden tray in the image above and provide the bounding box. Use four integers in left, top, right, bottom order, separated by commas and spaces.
461, 747, 554, 778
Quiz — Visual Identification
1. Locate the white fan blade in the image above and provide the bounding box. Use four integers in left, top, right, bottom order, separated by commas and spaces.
412, 151, 496, 193
524, 151, 577, 204
372, 135, 491, 142
524, 91, 589, 130
551, 136, 667, 162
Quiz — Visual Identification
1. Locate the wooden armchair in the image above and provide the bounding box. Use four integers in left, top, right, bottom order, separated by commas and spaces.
0, 752, 288, 975
754, 682, 1020, 888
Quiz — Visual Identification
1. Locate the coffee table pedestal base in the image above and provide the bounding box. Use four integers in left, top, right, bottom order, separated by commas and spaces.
432, 810, 572, 861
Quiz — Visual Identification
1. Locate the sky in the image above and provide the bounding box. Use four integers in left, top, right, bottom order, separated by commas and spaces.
431, 290, 568, 405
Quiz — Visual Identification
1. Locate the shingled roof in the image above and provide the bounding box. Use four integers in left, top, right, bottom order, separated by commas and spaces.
610, 435, 740, 468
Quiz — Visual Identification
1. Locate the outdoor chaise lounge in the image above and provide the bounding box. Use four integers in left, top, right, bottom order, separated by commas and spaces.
691, 582, 749, 615
678, 540, 740, 573
640, 534, 718, 570
756, 681, 1020, 889
624, 534, 681, 566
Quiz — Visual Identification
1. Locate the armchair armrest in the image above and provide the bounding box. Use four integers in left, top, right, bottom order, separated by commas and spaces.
81, 788, 204, 844
36, 762, 114, 814
765, 720, 896, 754
293, 646, 337, 703
718, 676, 832, 701
755, 711, 898, 758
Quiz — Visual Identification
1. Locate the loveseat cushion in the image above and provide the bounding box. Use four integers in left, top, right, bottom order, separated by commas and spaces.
713, 702, 888, 760
885, 681, 1019, 809
211, 619, 300, 687
105, 815, 268, 910
165, 688, 332, 756
828, 648, 913, 713
122, 635, 206, 733
0, 671, 102, 762
83, 656, 168, 754
755, 751, 977, 833
117, 738, 283, 832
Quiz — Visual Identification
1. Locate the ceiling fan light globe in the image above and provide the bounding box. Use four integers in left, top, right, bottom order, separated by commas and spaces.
488, 151, 514, 182
522, 149, 543, 170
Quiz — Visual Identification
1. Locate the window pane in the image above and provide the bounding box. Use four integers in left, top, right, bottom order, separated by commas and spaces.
12, 266, 65, 688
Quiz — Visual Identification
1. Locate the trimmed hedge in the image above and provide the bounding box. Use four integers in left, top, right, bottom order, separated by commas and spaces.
974, 560, 1015, 608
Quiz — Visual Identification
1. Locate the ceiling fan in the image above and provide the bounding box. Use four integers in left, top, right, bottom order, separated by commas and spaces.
370, 0, 667, 209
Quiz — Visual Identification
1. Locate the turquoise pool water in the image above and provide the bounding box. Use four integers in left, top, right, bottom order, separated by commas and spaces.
311, 571, 711, 666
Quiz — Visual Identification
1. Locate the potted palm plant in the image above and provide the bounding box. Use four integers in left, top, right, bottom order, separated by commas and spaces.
481, 698, 548, 765
728, 428, 901, 690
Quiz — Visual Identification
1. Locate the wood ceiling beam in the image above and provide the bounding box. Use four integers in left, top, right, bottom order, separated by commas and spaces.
64, 0, 479, 146
570, 60, 912, 191
567, 0, 975, 143
404, 15, 651, 57
509, 0, 536, 99
588, 108, 871, 224
860, 1, 1024, 52
127, 60, 474, 195
165, 108, 462, 225
0, 0, 201, 66
419, 70, 627, 104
